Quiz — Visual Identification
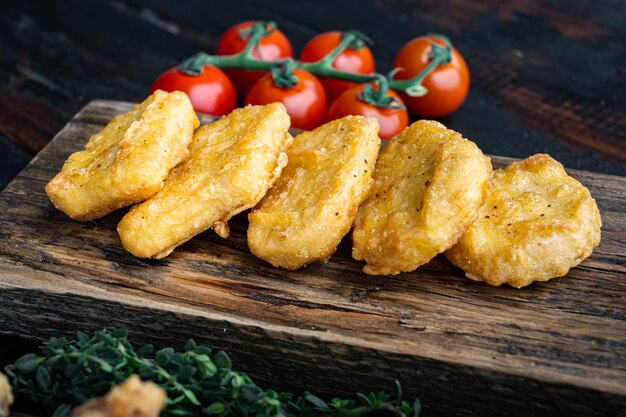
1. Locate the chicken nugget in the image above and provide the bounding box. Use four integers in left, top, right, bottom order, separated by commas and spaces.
352, 120, 491, 275
46, 90, 199, 221
445, 154, 602, 288
0, 372, 13, 417
117, 103, 292, 258
248, 116, 380, 270
69, 375, 166, 417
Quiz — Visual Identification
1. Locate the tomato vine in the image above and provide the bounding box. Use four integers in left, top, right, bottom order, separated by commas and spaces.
178, 21, 452, 99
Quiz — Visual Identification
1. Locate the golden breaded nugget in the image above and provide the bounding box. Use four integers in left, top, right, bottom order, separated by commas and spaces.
46, 90, 199, 221
446, 154, 602, 288
117, 103, 292, 259
352, 120, 491, 275
70, 375, 165, 417
0, 372, 13, 417
248, 116, 380, 270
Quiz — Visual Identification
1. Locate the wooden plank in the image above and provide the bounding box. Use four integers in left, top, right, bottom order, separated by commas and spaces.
0, 100, 625, 417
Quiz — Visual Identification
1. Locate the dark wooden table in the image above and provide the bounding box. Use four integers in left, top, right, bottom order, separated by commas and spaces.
1, 0, 625, 415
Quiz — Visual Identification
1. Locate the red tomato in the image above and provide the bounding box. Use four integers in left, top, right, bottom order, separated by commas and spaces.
393, 35, 469, 118
217, 21, 294, 98
150, 65, 236, 116
326, 83, 408, 140
300, 31, 375, 102
245, 69, 327, 131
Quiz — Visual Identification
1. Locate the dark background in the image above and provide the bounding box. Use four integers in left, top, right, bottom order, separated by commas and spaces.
1, 0, 625, 411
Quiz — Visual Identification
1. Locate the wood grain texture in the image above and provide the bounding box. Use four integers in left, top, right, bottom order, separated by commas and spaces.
0, 100, 625, 416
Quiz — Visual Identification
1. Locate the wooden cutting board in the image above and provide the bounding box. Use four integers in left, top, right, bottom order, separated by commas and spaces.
1, 100, 625, 417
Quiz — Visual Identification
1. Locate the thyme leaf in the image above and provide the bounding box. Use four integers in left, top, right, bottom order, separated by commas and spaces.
6, 329, 420, 417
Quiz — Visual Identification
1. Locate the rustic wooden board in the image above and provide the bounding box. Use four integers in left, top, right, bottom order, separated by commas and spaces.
1, 100, 625, 417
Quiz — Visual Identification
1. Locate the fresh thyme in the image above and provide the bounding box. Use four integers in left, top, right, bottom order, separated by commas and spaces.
6, 329, 420, 417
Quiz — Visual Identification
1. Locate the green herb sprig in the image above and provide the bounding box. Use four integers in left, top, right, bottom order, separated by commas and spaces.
5, 329, 420, 417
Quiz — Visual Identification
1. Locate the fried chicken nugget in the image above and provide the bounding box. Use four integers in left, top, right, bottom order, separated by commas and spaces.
445, 154, 602, 288
352, 120, 492, 275
69, 375, 166, 417
46, 90, 199, 221
248, 116, 380, 270
0, 372, 13, 417
117, 103, 292, 259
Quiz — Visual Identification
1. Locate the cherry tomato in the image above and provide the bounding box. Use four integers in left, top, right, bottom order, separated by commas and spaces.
217, 21, 294, 98
245, 69, 327, 131
300, 31, 375, 102
326, 83, 408, 140
393, 35, 469, 118
150, 65, 236, 116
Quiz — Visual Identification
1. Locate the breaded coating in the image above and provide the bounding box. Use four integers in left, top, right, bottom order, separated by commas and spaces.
118, 103, 292, 259
446, 154, 602, 288
69, 375, 166, 417
0, 372, 13, 417
248, 116, 380, 269
46, 90, 199, 221
352, 120, 492, 275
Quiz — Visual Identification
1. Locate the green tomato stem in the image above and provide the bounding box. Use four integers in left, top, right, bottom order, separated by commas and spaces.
390, 37, 453, 97
270, 59, 299, 88
238, 21, 277, 59
357, 74, 405, 109
317, 31, 360, 66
